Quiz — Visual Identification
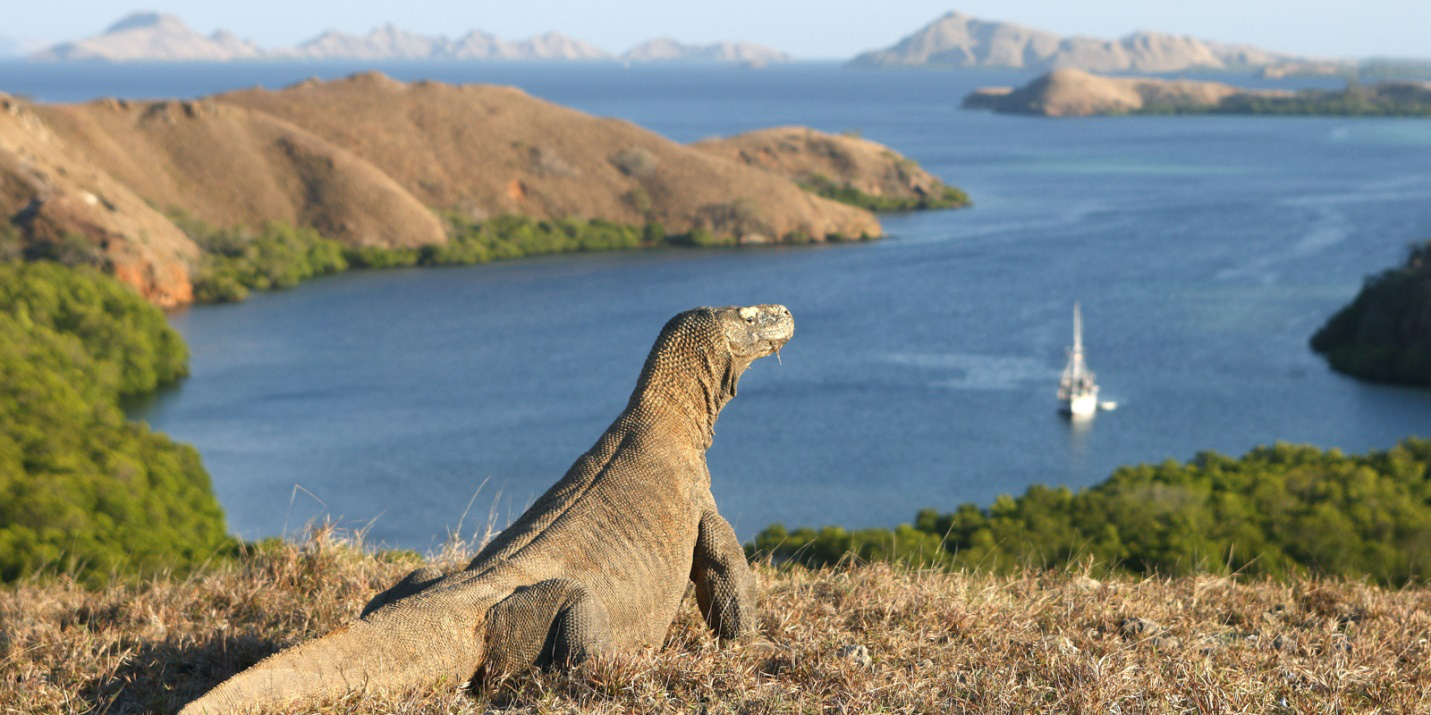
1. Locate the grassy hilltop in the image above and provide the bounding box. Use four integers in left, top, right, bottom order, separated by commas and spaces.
4, 529, 1430, 713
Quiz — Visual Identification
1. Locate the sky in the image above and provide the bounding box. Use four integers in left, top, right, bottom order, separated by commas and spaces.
3, 1, 1427, 60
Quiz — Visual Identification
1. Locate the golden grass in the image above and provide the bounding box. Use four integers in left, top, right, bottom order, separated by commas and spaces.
4, 528, 1430, 714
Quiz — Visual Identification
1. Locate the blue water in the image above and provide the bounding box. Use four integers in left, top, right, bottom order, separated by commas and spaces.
10, 62, 1430, 549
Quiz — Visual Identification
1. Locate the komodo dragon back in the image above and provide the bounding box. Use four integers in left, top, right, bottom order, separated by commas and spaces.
180, 304, 793, 713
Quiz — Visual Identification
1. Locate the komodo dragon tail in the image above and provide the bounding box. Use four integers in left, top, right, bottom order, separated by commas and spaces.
178, 605, 488, 714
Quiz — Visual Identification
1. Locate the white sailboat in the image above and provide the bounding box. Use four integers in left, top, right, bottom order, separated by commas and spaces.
1058, 302, 1100, 417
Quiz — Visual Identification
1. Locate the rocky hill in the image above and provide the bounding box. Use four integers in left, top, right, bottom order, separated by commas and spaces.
0, 73, 904, 305
32, 13, 785, 64
849, 11, 1337, 74
217, 73, 878, 239
962, 67, 1290, 116
0, 95, 197, 306
693, 127, 969, 210
3, 530, 1426, 712
1311, 241, 1431, 386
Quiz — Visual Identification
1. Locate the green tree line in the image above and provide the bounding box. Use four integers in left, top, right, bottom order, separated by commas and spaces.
1136, 82, 1431, 117
0, 261, 231, 585
181, 214, 731, 303
751, 439, 1431, 586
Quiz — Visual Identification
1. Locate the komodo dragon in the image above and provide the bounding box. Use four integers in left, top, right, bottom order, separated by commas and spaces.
180, 304, 795, 713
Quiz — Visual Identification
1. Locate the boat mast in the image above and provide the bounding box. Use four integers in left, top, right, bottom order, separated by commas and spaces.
1059, 302, 1094, 396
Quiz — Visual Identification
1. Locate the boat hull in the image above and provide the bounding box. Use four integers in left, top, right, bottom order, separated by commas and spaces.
1060, 392, 1099, 417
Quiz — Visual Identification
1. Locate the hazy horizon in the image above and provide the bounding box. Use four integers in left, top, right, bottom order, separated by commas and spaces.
4, 1, 1429, 61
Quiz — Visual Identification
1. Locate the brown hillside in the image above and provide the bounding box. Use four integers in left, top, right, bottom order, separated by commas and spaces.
692, 126, 958, 204
0, 95, 196, 306
32, 98, 446, 248
218, 73, 880, 242
4, 74, 888, 305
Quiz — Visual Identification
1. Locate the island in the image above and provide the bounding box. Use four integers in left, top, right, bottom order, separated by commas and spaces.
1311, 241, 1431, 386
847, 10, 1348, 77
962, 67, 1431, 117
1, 73, 965, 307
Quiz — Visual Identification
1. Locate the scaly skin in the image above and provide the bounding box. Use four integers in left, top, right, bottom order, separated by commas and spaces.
180, 304, 793, 713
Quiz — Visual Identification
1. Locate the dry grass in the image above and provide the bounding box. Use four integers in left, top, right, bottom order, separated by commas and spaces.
4, 528, 1430, 714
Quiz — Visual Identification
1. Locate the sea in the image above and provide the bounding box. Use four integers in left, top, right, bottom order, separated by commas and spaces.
4, 61, 1429, 550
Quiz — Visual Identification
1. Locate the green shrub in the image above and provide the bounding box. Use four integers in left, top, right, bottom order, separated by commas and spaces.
0, 263, 230, 586
752, 439, 1431, 585
0, 262, 188, 396
189, 221, 348, 301
345, 245, 421, 269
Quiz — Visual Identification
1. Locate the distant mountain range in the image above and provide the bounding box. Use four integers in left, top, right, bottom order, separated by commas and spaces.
31, 12, 792, 64
848, 11, 1345, 74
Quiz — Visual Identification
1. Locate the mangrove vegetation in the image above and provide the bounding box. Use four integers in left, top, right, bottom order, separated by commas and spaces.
1311, 240, 1431, 386
0, 262, 231, 585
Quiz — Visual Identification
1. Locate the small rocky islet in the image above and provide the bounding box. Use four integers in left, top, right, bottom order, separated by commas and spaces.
963, 67, 1431, 117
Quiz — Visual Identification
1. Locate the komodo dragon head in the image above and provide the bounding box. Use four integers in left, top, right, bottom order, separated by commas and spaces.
628, 304, 793, 446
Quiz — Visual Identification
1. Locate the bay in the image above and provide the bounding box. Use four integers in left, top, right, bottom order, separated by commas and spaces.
9, 61, 1429, 549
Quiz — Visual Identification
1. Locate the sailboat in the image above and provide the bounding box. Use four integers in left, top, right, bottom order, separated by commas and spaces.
1057, 302, 1100, 417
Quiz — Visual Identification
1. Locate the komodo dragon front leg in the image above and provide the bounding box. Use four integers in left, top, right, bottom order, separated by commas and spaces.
483, 578, 613, 673
691, 510, 759, 640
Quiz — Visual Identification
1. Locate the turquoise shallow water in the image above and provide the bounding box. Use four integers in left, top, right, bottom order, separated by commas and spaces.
12, 62, 1429, 549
